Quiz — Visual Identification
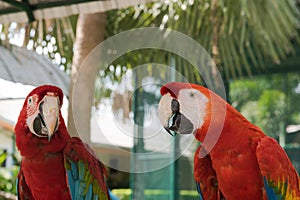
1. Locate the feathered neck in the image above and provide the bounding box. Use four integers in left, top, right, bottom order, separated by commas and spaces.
15, 112, 70, 159
194, 97, 264, 150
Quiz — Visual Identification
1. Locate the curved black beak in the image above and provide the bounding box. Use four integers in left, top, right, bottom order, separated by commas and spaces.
164, 99, 194, 136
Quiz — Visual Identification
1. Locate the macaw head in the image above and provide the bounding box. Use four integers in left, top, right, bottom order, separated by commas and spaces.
158, 82, 209, 136
15, 85, 69, 157
158, 82, 226, 142
23, 85, 63, 140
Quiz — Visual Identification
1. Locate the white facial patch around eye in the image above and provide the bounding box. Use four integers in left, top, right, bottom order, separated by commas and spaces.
177, 88, 209, 133
26, 113, 37, 133
26, 94, 39, 117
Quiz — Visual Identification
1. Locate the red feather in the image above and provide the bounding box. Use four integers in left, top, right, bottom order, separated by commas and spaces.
194, 147, 225, 200
15, 85, 110, 200
257, 137, 300, 199
161, 82, 300, 200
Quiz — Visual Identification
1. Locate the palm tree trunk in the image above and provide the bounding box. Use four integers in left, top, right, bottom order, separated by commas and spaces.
68, 12, 106, 143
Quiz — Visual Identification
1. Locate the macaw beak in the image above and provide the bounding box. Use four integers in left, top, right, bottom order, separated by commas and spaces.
40, 94, 59, 140
40, 95, 59, 140
158, 93, 194, 136
164, 99, 180, 136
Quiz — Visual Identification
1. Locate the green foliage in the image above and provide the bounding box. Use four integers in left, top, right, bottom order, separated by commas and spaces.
230, 79, 268, 110
230, 74, 300, 137
112, 189, 131, 200
105, 0, 300, 81
26, 17, 77, 71
1, 0, 299, 83
240, 90, 286, 137
0, 150, 19, 195
0, 166, 18, 194
0, 151, 6, 166
111, 189, 199, 200
240, 101, 258, 125
257, 90, 286, 136
0, 16, 77, 71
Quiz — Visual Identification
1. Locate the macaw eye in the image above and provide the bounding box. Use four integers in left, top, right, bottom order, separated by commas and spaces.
190, 92, 195, 97
28, 96, 33, 104
26, 94, 39, 117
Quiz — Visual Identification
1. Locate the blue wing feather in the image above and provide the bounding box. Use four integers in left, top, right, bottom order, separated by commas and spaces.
71, 162, 78, 179
67, 160, 94, 199
64, 138, 114, 200
78, 161, 85, 181
263, 177, 278, 200
16, 178, 19, 197
67, 169, 75, 199
196, 182, 204, 200
74, 178, 80, 198
93, 194, 99, 200
86, 183, 93, 200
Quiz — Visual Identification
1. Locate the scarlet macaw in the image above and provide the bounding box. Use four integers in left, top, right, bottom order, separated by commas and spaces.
15, 85, 111, 200
158, 82, 300, 200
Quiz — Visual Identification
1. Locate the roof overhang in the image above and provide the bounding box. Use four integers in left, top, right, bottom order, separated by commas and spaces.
0, 0, 160, 24
0, 45, 70, 95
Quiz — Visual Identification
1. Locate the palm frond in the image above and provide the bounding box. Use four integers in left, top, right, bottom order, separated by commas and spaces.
0, 0, 298, 82
103, 0, 299, 83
